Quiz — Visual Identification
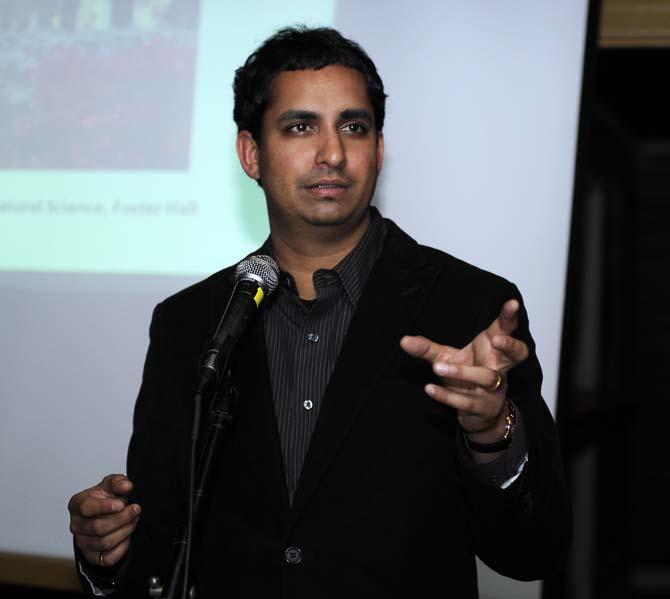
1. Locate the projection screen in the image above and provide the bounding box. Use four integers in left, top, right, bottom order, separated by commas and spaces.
0, 2, 587, 597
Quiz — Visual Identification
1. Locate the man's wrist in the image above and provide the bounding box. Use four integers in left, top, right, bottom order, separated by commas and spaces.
74, 540, 127, 596
457, 401, 528, 486
465, 399, 511, 445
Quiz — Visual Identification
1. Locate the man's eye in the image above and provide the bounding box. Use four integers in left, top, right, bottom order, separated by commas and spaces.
343, 122, 367, 134
288, 123, 312, 134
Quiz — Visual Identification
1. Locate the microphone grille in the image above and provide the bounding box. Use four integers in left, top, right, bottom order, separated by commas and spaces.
235, 254, 280, 295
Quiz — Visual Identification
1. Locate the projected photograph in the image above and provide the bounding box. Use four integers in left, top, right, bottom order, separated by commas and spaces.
0, 0, 200, 170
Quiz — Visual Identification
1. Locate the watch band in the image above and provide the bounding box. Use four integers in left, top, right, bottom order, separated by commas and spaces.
464, 400, 516, 453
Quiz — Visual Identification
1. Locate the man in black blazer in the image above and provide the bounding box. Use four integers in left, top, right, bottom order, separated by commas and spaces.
68, 27, 569, 597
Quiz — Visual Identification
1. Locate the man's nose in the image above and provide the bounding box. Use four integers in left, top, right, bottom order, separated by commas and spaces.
315, 129, 345, 168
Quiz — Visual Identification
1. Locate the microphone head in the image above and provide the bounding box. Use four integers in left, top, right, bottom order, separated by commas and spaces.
235, 254, 280, 295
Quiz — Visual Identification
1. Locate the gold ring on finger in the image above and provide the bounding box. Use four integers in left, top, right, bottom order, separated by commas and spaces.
487, 371, 503, 392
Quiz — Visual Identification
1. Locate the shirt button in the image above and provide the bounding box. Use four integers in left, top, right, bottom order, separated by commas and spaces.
303, 400, 313, 411
284, 546, 302, 565
306, 332, 319, 343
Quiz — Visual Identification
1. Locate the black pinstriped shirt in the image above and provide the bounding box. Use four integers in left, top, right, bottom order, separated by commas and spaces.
261, 207, 387, 504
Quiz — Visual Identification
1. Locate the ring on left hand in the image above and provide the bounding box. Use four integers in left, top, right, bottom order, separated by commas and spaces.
486, 371, 503, 392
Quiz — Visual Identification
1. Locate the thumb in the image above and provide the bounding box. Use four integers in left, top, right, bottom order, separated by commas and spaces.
400, 335, 438, 362
400, 335, 456, 364
99, 474, 133, 498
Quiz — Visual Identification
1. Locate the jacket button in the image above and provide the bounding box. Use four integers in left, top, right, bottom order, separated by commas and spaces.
284, 546, 303, 564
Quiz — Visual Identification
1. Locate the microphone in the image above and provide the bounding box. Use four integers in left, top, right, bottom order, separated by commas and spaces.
194, 254, 279, 396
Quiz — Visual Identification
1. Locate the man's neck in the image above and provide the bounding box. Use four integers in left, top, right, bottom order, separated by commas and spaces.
270, 212, 371, 300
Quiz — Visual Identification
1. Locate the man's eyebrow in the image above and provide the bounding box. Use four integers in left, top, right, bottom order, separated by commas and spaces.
277, 109, 319, 122
340, 109, 372, 122
275, 108, 373, 124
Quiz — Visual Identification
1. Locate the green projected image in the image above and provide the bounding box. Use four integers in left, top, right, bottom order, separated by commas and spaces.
0, 0, 335, 275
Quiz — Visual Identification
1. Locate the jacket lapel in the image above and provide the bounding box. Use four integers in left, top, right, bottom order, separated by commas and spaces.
288, 221, 440, 527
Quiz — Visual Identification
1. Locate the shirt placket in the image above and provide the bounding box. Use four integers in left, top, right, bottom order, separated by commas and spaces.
289, 280, 340, 497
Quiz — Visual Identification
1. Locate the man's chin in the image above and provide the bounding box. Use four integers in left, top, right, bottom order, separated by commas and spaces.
304, 206, 373, 230
304, 213, 352, 227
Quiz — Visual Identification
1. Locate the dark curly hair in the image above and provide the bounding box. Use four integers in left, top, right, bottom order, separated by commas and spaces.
233, 26, 387, 142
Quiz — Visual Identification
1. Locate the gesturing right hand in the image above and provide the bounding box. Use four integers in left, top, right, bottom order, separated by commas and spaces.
68, 474, 140, 568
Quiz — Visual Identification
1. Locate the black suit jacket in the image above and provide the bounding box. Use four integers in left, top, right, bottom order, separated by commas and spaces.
115, 219, 569, 598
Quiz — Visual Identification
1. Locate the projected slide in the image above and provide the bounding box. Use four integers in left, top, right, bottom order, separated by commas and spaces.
0, 0, 199, 170
0, 0, 335, 275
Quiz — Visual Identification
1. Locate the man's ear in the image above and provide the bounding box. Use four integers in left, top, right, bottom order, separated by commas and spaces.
236, 130, 261, 181
376, 132, 385, 176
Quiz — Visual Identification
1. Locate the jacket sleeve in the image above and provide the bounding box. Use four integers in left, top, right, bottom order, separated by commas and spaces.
113, 302, 193, 597
462, 282, 571, 581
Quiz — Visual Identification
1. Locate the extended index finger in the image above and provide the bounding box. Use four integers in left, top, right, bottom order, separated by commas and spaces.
491, 334, 529, 365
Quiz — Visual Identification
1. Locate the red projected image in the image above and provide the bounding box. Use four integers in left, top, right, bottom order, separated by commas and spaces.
0, 0, 200, 170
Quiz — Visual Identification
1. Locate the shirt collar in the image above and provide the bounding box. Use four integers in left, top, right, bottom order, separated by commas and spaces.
259, 206, 387, 307
330, 206, 386, 306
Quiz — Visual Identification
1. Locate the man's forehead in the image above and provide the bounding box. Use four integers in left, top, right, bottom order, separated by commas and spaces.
266, 66, 371, 112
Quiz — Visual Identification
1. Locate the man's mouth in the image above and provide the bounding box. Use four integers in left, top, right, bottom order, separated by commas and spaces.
306, 179, 351, 191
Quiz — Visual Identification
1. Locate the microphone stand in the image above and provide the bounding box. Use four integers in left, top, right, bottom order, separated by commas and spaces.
150, 372, 239, 599
147, 255, 279, 598
145, 256, 278, 598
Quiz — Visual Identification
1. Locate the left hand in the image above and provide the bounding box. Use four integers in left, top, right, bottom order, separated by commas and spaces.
400, 299, 529, 443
